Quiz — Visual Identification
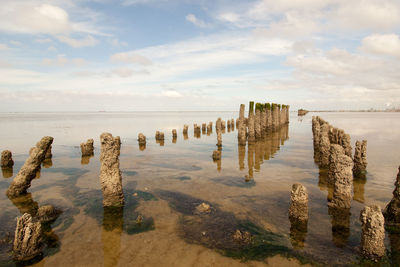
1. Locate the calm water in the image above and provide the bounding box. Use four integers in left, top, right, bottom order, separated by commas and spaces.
0, 111, 399, 266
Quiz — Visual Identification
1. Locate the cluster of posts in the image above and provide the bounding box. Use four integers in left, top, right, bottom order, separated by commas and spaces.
302, 115, 387, 261
237, 102, 289, 146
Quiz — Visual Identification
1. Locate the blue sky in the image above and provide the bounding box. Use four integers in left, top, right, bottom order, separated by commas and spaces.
0, 0, 399, 111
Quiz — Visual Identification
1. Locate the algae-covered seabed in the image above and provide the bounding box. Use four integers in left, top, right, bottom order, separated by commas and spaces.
0, 111, 400, 266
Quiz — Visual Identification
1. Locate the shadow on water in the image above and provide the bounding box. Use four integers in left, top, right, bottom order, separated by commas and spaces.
156, 190, 316, 264
74, 186, 156, 236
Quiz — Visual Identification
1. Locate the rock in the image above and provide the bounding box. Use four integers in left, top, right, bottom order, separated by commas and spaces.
288, 184, 308, 222
80, 139, 94, 156
100, 133, 124, 207
137, 133, 146, 145
353, 140, 367, 177
384, 166, 400, 226
7, 136, 53, 198
328, 144, 354, 209
13, 213, 43, 261
183, 125, 189, 135
298, 109, 309, 116
212, 150, 221, 160
207, 122, 213, 134
201, 123, 206, 132
196, 203, 211, 213
1, 150, 14, 167
155, 131, 164, 141
36, 205, 61, 223
233, 229, 252, 244
360, 205, 385, 261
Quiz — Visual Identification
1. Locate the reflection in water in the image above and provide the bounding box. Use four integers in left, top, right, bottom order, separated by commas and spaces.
102, 206, 123, 267
289, 219, 308, 249
139, 144, 146, 151
172, 137, 177, 144
43, 158, 53, 168
238, 145, 245, 171
81, 155, 94, 165
8, 193, 39, 216
183, 133, 188, 140
328, 206, 350, 248
156, 140, 165, 146
318, 168, 328, 191
194, 132, 200, 139
247, 144, 254, 179
389, 231, 400, 266
353, 177, 366, 203
238, 125, 289, 179
1, 167, 13, 178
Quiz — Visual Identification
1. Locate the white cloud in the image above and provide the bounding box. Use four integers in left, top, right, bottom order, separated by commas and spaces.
57, 35, 98, 48
186, 14, 211, 28
215, 0, 400, 33
159, 89, 183, 98
0, 43, 8, 50
34, 38, 53, 44
0, 3, 71, 35
110, 52, 152, 65
281, 47, 400, 93
41, 55, 87, 66
110, 39, 128, 47
0, 60, 12, 68
360, 34, 400, 58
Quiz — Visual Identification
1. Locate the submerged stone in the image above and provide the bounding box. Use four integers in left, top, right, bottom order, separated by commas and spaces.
360, 205, 385, 261
13, 213, 43, 261
1, 150, 14, 168
81, 139, 94, 157
288, 184, 308, 222
353, 140, 367, 178
137, 133, 146, 145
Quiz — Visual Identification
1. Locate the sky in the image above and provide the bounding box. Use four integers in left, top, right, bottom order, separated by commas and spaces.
0, 0, 399, 112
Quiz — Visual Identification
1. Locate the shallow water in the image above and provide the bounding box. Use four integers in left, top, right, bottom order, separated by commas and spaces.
0, 111, 399, 266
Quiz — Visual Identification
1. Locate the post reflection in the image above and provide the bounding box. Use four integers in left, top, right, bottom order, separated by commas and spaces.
289, 219, 308, 249
389, 231, 400, 266
236, 124, 289, 178
328, 206, 350, 248
172, 137, 177, 144
353, 177, 366, 203
1, 166, 13, 178
81, 155, 94, 165
42, 158, 53, 168
102, 206, 123, 267
183, 133, 189, 140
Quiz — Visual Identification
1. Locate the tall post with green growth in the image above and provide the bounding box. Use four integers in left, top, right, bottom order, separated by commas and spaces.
248, 101, 255, 143
255, 103, 262, 139
265, 103, 272, 131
